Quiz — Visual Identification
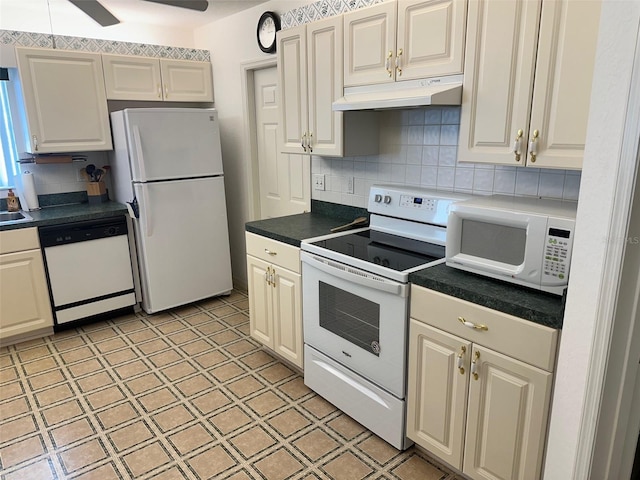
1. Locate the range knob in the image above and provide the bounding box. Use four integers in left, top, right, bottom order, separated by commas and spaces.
383, 195, 392, 204
374, 194, 382, 203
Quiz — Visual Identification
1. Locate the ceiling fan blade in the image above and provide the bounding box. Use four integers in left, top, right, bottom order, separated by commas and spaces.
142, 0, 208, 12
68, 0, 120, 26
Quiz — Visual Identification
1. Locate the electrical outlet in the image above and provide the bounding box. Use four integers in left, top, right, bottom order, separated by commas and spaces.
347, 176, 354, 194
313, 174, 325, 191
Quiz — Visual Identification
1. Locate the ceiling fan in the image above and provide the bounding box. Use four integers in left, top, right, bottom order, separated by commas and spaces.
68, 0, 209, 27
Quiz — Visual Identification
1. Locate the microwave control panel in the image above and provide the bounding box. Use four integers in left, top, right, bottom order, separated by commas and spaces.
543, 227, 573, 280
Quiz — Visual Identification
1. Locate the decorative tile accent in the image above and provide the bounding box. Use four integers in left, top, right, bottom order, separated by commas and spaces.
282, 0, 384, 28
0, 30, 210, 61
0, 289, 460, 479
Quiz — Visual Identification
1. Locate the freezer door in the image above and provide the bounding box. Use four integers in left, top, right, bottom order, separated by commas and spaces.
133, 177, 233, 313
123, 108, 223, 181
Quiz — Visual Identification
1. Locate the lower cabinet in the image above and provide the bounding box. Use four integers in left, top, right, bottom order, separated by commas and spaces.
0, 228, 54, 345
407, 284, 558, 480
245, 232, 303, 368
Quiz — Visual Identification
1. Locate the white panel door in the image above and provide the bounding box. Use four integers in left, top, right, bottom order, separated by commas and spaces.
406, 320, 470, 470
16, 47, 112, 153
124, 108, 223, 181
272, 265, 303, 368
159, 59, 214, 102
254, 67, 310, 218
397, 0, 467, 80
464, 345, 553, 480
458, 0, 542, 165
527, 0, 601, 169
307, 15, 344, 156
133, 177, 232, 313
102, 54, 163, 101
277, 25, 308, 154
344, 1, 397, 87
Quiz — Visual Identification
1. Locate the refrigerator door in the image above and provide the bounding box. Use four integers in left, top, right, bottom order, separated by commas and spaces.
124, 108, 223, 182
133, 176, 233, 313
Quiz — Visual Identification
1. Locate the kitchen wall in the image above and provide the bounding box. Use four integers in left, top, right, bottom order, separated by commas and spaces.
312, 107, 581, 208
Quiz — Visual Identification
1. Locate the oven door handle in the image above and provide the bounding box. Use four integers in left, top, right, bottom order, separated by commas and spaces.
302, 253, 408, 296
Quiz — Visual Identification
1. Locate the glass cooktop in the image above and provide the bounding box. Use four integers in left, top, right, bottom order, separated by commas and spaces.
308, 230, 445, 272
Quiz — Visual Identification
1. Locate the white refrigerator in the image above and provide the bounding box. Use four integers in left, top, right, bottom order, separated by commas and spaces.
109, 108, 233, 314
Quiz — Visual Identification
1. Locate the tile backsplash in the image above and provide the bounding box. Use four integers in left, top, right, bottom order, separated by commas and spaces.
311, 106, 581, 208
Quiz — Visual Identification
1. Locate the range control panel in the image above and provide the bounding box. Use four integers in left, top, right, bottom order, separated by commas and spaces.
368, 185, 472, 226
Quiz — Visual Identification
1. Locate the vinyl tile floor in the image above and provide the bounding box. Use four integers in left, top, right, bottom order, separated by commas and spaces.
0, 289, 459, 480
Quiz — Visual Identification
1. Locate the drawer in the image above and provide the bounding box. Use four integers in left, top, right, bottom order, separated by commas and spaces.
245, 232, 300, 273
0, 227, 40, 254
411, 284, 558, 372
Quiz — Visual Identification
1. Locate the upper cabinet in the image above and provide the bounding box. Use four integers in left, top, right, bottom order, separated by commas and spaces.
103, 54, 214, 102
278, 16, 378, 157
458, 0, 602, 169
343, 0, 467, 86
16, 47, 113, 154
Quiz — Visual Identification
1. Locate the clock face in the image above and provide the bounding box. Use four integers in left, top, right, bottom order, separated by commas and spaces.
257, 12, 280, 53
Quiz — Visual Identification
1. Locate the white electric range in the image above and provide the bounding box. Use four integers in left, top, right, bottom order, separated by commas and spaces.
300, 185, 472, 450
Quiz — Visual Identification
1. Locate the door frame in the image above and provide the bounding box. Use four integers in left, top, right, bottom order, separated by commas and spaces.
240, 57, 277, 221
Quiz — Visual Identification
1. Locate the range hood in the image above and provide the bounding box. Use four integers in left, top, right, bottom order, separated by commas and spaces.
333, 75, 463, 111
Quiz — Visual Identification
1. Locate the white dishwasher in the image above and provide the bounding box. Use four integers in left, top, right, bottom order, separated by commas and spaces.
39, 216, 136, 328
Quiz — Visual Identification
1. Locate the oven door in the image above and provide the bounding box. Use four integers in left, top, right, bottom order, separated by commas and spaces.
301, 251, 408, 398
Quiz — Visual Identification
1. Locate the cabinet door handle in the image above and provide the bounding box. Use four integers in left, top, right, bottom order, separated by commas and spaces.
457, 345, 467, 375
270, 267, 276, 288
301, 133, 307, 152
265, 266, 271, 285
32, 135, 39, 152
471, 351, 480, 380
157, 83, 162, 99
458, 316, 488, 331
264, 249, 277, 256
396, 48, 403, 76
513, 129, 523, 162
164, 85, 169, 99
529, 129, 539, 163
307, 132, 313, 153
385, 50, 393, 77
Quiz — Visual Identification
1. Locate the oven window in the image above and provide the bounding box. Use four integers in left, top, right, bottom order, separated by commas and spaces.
318, 281, 380, 356
461, 219, 526, 265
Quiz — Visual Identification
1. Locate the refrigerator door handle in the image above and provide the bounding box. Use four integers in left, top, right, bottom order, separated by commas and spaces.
142, 187, 153, 237
132, 126, 147, 181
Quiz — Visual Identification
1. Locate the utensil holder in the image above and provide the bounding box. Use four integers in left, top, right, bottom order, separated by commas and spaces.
87, 181, 108, 203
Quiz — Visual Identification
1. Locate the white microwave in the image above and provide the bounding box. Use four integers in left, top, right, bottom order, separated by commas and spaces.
446, 195, 577, 295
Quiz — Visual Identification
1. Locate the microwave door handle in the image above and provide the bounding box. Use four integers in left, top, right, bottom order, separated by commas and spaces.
303, 254, 404, 296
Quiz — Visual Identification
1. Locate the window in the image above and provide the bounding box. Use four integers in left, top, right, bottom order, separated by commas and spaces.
0, 80, 19, 187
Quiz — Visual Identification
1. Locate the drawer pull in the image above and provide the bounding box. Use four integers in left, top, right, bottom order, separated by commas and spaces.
457, 345, 466, 375
458, 316, 488, 331
264, 249, 277, 256
471, 351, 480, 380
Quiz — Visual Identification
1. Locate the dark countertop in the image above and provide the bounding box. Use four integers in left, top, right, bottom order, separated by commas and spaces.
0, 202, 128, 231
246, 203, 565, 330
409, 264, 565, 329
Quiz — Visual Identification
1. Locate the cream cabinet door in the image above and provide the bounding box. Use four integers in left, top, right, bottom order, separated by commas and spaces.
527, 0, 601, 170
464, 345, 553, 480
247, 255, 274, 349
344, 1, 397, 87
0, 249, 53, 342
16, 47, 112, 153
272, 265, 303, 368
458, 0, 541, 166
307, 16, 344, 157
159, 59, 214, 102
102, 54, 163, 101
277, 25, 308, 154
407, 319, 470, 470
396, 0, 467, 80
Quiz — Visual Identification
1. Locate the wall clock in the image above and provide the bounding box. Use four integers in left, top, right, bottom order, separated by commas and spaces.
257, 11, 281, 54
